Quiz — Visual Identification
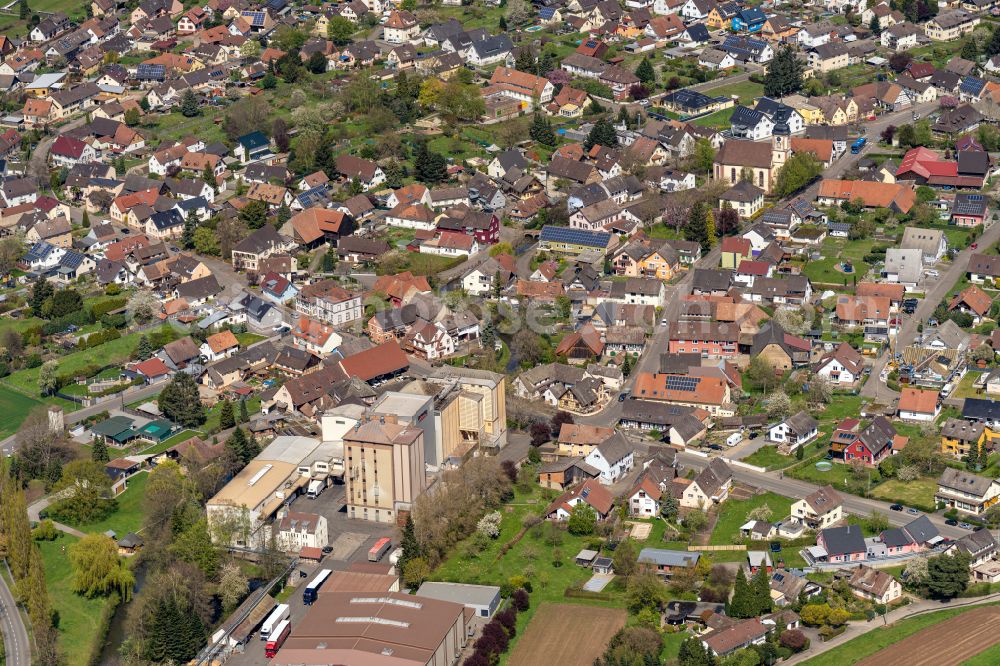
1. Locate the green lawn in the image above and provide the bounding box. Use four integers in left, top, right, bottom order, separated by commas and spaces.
788, 455, 879, 498
661, 631, 688, 661
149, 111, 227, 147
0, 315, 43, 336
0, 384, 46, 439
3, 332, 147, 396
61, 472, 149, 537
709, 80, 764, 105
709, 492, 793, 546
38, 535, 118, 666
741, 446, 798, 470
691, 107, 735, 128
870, 477, 938, 512
644, 224, 683, 241
235, 332, 267, 347
817, 395, 864, 424
952, 371, 982, 400
800, 604, 999, 666
803, 238, 875, 286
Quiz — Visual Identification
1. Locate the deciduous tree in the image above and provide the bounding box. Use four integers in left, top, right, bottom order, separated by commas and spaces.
69, 533, 135, 599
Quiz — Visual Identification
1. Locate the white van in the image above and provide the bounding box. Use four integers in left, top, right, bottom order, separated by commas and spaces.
726, 433, 742, 447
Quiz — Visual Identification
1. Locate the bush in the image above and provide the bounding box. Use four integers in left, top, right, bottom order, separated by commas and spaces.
512, 588, 530, 611
780, 629, 808, 652
32, 519, 59, 541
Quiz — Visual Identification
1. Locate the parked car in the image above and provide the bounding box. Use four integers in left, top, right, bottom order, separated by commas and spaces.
890, 503, 904, 511
907, 507, 920, 515
959, 522, 974, 530
618, 392, 627, 402
945, 518, 959, 526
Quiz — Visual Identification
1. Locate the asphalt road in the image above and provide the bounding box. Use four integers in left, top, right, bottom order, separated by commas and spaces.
0, 563, 30, 666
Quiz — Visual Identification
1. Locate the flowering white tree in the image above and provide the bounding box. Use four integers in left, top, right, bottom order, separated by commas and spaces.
476, 511, 502, 539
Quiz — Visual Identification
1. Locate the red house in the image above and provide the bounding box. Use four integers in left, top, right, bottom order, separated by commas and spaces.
843, 416, 897, 466
435, 206, 500, 245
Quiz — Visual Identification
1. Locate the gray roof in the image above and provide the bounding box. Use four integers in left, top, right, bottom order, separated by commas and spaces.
884, 248, 923, 283
900, 227, 944, 258
940, 418, 985, 442
950, 528, 997, 557
693, 458, 732, 498
938, 467, 995, 497
819, 524, 866, 557
783, 410, 818, 437
638, 548, 700, 567
594, 431, 632, 464
415, 582, 500, 607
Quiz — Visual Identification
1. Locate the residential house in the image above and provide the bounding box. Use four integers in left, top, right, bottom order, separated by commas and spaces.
843, 416, 900, 466
815, 524, 867, 563
583, 432, 635, 485
200, 330, 239, 362
924, 10, 979, 41
294, 279, 363, 326
768, 411, 819, 451
935, 467, 1000, 515
898, 387, 941, 422
720, 181, 765, 219
848, 566, 902, 604
545, 478, 615, 520
679, 458, 733, 509
941, 418, 990, 459
791, 485, 844, 530
230, 225, 294, 273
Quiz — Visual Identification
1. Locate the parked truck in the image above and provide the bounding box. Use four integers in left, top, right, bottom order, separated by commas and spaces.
368, 537, 392, 562
265, 620, 291, 658
307, 478, 325, 499
260, 604, 289, 641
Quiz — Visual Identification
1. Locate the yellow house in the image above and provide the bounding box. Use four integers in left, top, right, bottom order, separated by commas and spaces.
785, 96, 826, 125
706, 6, 729, 29
637, 248, 678, 281
313, 13, 330, 37
941, 418, 995, 458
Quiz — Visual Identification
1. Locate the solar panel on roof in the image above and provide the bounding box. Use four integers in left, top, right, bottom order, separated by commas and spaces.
665, 375, 700, 392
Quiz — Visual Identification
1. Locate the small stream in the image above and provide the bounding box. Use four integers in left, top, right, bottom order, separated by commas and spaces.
97, 562, 147, 665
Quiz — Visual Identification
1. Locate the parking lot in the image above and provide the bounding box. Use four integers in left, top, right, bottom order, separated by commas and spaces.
224, 482, 399, 666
